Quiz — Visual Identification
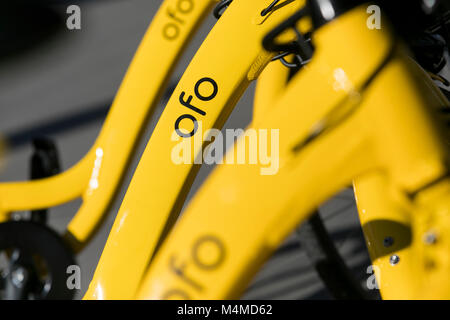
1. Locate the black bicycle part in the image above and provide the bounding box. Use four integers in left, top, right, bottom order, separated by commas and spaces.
0, 221, 76, 300
442, 88, 450, 102
0, 1, 65, 62
214, 0, 288, 20
411, 33, 447, 74
306, 0, 450, 72
263, 7, 312, 54
297, 212, 371, 299
426, 10, 450, 47
29, 138, 62, 224
377, 0, 450, 43
213, 0, 233, 19
306, 0, 448, 32
272, 52, 307, 69
263, 7, 314, 71
271, 33, 313, 69
261, 0, 283, 16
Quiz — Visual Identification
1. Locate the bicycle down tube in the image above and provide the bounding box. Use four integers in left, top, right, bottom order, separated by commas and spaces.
84, 0, 304, 299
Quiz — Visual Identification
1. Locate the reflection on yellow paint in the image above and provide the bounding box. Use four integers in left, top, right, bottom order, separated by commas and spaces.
87, 148, 104, 195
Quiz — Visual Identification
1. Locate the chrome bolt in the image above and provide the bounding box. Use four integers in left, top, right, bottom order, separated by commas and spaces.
422, 0, 437, 13
11, 267, 28, 288
389, 254, 400, 266
423, 232, 437, 245
383, 237, 394, 248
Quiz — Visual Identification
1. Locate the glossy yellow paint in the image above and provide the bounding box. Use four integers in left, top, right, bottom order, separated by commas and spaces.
0, 0, 218, 250
411, 178, 450, 299
66, 0, 220, 250
353, 58, 450, 299
0, 148, 95, 223
136, 6, 450, 299
354, 173, 418, 299
84, 0, 304, 300
253, 13, 312, 122
2, 0, 448, 300
255, 26, 450, 301
253, 58, 290, 122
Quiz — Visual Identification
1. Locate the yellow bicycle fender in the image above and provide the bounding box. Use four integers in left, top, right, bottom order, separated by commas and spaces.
84, 0, 302, 300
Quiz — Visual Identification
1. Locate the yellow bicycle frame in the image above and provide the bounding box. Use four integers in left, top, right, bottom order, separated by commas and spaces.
353, 57, 450, 299
3, 0, 449, 300
135, 5, 450, 299
0, 0, 219, 251
255, 32, 450, 299
84, 0, 305, 300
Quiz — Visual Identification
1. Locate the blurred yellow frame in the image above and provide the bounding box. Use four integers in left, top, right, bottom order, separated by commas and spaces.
135, 5, 450, 299
0, 0, 221, 252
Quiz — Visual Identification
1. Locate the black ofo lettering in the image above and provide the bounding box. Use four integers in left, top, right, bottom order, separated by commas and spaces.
175, 77, 219, 139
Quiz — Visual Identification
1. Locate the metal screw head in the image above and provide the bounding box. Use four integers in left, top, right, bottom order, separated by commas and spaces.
425, 259, 436, 270
423, 232, 438, 245
383, 237, 394, 248
11, 267, 28, 287
422, 0, 437, 13
389, 254, 400, 266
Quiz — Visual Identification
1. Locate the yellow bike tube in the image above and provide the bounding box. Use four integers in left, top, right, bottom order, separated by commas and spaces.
136, 7, 450, 299
66, 0, 220, 250
253, 58, 290, 122
0, 0, 219, 250
85, 0, 303, 299
353, 58, 450, 299
257, 9, 450, 300
256, 31, 450, 299
0, 148, 94, 220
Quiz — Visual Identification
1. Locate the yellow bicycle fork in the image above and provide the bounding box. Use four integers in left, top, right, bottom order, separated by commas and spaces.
135, 6, 450, 299
353, 57, 450, 299
255, 19, 450, 299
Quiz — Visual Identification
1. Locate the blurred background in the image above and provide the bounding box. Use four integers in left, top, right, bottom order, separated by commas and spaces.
0, 0, 399, 299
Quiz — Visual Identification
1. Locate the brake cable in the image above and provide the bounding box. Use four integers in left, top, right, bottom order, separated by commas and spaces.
214, 0, 291, 19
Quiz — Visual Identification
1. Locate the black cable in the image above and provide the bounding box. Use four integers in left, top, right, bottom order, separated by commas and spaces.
296, 212, 371, 299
